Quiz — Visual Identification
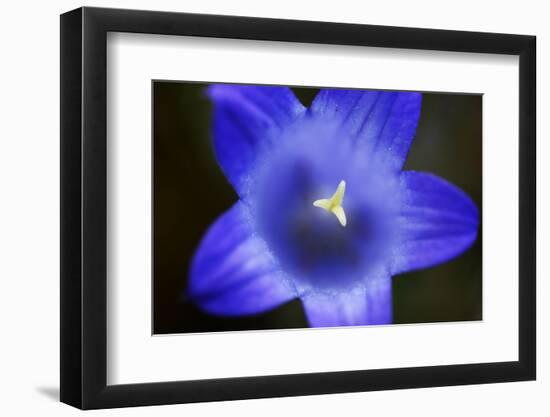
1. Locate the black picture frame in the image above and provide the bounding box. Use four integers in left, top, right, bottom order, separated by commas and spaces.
60, 6, 536, 410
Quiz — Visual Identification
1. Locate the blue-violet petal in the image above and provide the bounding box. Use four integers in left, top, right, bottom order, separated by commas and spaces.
310, 89, 422, 172
301, 276, 392, 327
207, 84, 306, 196
391, 171, 479, 274
188, 202, 297, 316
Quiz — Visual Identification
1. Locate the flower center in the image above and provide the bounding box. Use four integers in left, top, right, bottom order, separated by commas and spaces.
312, 180, 347, 227
250, 127, 394, 292
252, 159, 371, 290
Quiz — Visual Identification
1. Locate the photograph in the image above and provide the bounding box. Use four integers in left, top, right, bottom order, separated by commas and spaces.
0, 0, 542, 414
153, 82, 482, 334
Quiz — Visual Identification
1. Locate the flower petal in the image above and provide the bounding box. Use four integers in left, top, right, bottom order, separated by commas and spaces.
188, 202, 297, 316
207, 84, 305, 195
391, 171, 479, 275
310, 89, 422, 171
301, 277, 392, 327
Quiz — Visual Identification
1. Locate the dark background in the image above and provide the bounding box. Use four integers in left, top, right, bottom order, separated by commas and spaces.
153, 81, 482, 334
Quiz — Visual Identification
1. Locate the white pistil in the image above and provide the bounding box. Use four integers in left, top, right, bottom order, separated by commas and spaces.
313, 180, 347, 227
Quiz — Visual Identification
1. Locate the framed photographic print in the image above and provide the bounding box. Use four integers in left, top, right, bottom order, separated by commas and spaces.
60, 6, 536, 409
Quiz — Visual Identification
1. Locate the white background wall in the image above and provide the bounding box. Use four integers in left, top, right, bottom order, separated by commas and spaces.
0, 0, 545, 415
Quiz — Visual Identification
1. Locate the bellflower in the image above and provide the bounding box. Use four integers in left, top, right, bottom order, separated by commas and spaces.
187, 85, 479, 327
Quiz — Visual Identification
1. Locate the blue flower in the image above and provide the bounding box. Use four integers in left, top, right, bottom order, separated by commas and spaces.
187, 85, 479, 327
